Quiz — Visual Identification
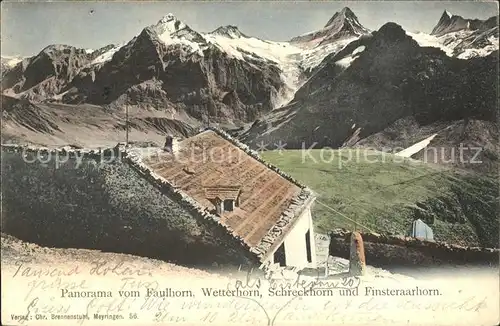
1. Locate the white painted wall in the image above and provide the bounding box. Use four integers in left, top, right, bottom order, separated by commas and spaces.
266, 202, 317, 269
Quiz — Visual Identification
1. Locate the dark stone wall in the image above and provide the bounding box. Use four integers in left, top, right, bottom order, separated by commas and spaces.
1, 151, 257, 267
329, 229, 499, 268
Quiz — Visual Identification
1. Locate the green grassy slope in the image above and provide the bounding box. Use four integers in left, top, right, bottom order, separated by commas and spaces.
261, 149, 499, 248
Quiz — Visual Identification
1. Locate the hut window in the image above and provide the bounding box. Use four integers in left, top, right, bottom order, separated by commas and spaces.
204, 186, 241, 215
223, 199, 234, 212
305, 230, 312, 263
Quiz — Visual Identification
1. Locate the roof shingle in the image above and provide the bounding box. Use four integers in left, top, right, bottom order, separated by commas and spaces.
142, 129, 311, 249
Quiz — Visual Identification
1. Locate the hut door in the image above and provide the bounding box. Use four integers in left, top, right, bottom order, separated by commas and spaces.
273, 243, 286, 267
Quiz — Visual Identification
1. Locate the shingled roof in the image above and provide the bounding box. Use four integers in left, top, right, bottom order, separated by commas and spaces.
139, 127, 316, 261
1, 129, 316, 263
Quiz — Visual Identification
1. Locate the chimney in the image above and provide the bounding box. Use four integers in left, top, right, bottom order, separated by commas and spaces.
163, 135, 179, 154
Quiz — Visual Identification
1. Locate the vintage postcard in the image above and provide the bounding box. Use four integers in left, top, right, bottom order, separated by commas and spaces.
1, 1, 499, 325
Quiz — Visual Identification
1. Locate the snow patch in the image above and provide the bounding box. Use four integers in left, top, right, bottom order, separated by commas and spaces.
203, 33, 361, 107
222, 29, 241, 39
156, 14, 187, 38
1, 56, 24, 68
489, 35, 499, 47
91, 43, 126, 65
299, 37, 357, 71
152, 15, 204, 56
205, 34, 306, 108
457, 35, 499, 59
85, 49, 94, 54
336, 55, 356, 68
352, 45, 366, 56
407, 30, 498, 59
209, 26, 244, 39
157, 36, 204, 56
50, 90, 69, 101
335, 45, 365, 68
406, 31, 454, 56
395, 134, 438, 157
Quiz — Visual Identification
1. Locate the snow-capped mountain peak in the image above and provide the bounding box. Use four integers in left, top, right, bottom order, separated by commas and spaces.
209, 25, 247, 39
408, 10, 498, 60
430, 11, 498, 36
153, 13, 189, 37
324, 6, 359, 27
322, 6, 369, 36
291, 7, 370, 46
159, 13, 176, 23
433, 10, 454, 29
423, 10, 499, 59
145, 13, 206, 55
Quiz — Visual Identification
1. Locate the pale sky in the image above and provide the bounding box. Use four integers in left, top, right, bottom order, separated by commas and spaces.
1, 1, 498, 56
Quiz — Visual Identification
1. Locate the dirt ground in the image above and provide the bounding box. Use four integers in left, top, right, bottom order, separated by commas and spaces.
1, 233, 218, 279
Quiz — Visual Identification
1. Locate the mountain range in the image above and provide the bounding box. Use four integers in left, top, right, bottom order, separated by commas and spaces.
1, 7, 498, 172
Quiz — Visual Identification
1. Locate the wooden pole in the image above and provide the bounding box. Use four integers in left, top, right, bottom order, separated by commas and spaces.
349, 231, 366, 276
